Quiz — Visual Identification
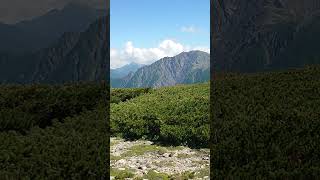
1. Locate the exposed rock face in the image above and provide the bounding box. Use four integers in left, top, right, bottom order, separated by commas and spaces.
31, 16, 108, 83
0, 2, 108, 84
212, 0, 320, 73
0, 16, 109, 84
118, 51, 210, 88
111, 71, 134, 88
30, 32, 81, 83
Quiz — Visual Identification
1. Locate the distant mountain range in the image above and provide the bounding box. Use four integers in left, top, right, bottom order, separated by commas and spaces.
111, 62, 145, 79
111, 51, 210, 88
0, 3, 108, 84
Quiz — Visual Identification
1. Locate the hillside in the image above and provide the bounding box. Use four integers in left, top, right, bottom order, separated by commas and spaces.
111, 82, 209, 147
31, 16, 108, 84
112, 50, 210, 88
110, 82, 210, 179
212, 0, 320, 72
0, 83, 108, 178
211, 65, 320, 178
0, 16, 108, 84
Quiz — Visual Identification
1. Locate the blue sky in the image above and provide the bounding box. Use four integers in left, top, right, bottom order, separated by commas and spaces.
110, 0, 210, 68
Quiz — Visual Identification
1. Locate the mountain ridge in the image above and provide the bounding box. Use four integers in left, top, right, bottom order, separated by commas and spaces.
111, 50, 210, 88
0, 16, 108, 84
111, 62, 145, 79
31, 16, 108, 83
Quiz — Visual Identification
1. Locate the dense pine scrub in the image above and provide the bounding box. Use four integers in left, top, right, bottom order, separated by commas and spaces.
0, 83, 106, 132
110, 87, 151, 104
211, 65, 320, 178
111, 83, 210, 148
0, 83, 108, 178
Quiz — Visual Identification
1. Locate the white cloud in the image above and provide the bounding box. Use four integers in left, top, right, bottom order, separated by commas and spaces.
111, 39, 209, 69
180, 25, 199, 33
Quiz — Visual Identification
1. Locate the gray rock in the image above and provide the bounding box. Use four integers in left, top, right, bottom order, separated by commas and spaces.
120, 50, 210, 88
111, 138, 209, 179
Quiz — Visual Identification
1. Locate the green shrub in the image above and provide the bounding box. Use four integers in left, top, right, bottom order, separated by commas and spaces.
0, 83, 109, 178
0, 104, 108, 178
110, 87, 151, 103
111, 83, 209, 148
211, 66, 320, 178
0, 82, 107, 132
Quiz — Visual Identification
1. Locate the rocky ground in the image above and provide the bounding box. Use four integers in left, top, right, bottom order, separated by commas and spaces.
110, 137, 210, 180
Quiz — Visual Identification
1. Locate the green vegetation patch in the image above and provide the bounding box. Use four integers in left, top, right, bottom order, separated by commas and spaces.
110, 137, 122, 147
111, 87, 151, 103
141, 170, 170, 180
211, 66, 320, 178
111, 168, 135, 179
110, 155, 122, 161
0, 83, 106, 132
111, 83, 209, 148
121, 144, 167, 157
194, 168, 210, 179
0, 83, 108, 178
152, 161, 175, 168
